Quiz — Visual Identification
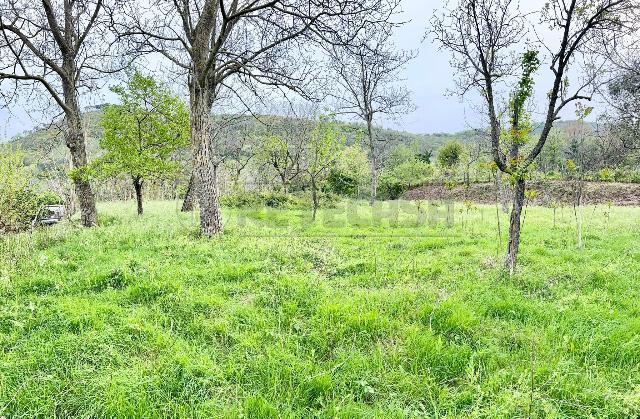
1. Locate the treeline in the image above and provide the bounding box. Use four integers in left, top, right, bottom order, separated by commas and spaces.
4, 81, 640, 234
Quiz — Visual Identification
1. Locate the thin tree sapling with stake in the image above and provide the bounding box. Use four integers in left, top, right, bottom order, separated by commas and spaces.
431, 0, 633, 274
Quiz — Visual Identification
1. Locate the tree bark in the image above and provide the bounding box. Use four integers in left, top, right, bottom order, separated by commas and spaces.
63, 81, 97, 227
191, 86, 223, 236
133, 177, 144, 215
278, 173, 289, 194
506, 178, 526, 275
182, 173, 196, 212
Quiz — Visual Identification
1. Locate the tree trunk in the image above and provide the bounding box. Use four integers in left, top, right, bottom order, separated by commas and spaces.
63, 83, 97, 227
133, 177, 144, 215
182, 173, 196, 212
366, 118, 377, 205
191, 86, 223, 236
279, 173, 289, 194
505, 178, 526, 275
65, 158, 78, 218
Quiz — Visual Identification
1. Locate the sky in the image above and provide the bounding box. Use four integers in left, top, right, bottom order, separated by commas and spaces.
0, 0, 611, 141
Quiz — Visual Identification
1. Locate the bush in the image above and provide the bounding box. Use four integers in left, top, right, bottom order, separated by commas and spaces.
378, 178, 407, 200
599, 168, 612, 182
543, 171, 562, 180
378, 159, 434, 200
37, 191, 64, 206
326, 169, 359, 196
611, 168, 640, 184
263, 192, 301, 209
631, 171, 640, 184
0, 151, 40, 233
221, 191, 340, 210
437, 141, 464, 170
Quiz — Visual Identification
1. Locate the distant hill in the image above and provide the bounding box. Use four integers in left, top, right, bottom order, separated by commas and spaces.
5, 112, 104, 174
6, 110, 482, 174
5, 108, 594, 176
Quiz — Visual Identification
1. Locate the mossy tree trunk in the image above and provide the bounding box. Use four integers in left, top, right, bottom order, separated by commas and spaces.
63, 78, 97, 227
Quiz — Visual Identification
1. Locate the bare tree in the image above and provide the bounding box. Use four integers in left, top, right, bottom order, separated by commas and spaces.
327, 23, 414, 204
223, 120, 257, 190
0, 0, 124, 227
259, 116, 308, 193
603, 60, 640, 154
115, 0, 394, 237
432, 0, 634, 274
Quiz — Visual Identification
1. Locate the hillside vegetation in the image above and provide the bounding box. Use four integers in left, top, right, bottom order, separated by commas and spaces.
1, 201, 639, 417
8, 110, 597, 173
6, 111, 475, 171
404, 181, 640, 206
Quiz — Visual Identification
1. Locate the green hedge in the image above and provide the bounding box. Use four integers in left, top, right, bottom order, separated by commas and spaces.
221, 191, 340, 209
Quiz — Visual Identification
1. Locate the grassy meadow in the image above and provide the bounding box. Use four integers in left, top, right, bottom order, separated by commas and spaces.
1, 200, 639, 417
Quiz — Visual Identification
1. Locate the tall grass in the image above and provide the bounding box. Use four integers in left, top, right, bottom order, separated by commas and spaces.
1, 200, 639, 417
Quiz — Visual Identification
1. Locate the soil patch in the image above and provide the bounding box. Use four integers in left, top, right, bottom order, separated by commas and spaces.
402, 181, 640, 206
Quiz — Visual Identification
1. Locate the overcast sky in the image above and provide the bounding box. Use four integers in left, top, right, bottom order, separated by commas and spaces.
0, 0, 609, 141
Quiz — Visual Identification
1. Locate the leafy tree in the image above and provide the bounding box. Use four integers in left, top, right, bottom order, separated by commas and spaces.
417, 149, 433, 164
327, 144, 370, 197
95, 72, 189, 215
437, 141, 464, 174
386, 144, 418, 168
304, 115, 346, 220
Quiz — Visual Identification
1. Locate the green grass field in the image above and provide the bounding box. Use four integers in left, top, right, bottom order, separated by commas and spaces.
1, 200, 639, 418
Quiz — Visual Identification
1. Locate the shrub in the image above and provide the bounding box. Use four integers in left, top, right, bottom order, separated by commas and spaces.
437, 141, 464, 170
378, 159, 434, 200
599, 168, 612, 182
544, 171, 562, 180
377, 177, 407, 200
220, 191, 339, 210
326, 144, 370, 197
326, 169, 359, 196
0, 150, 40, 233
611, 168, 640, 184
37, 191, 64, 206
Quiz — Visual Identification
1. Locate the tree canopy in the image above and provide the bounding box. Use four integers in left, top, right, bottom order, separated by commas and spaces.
95, 72, 189, 214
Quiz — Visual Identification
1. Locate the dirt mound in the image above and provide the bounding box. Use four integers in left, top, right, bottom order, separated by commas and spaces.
403, 181, 640, 206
